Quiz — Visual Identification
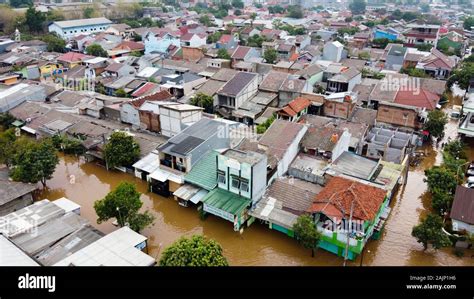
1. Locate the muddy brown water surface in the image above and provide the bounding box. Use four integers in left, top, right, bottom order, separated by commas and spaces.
39, 93, 474, 265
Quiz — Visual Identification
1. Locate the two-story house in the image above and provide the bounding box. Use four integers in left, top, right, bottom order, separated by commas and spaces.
308, 176, 389, 260
200, 149, 268, 231
216, 72, 259, 120
147, 118, 240, 197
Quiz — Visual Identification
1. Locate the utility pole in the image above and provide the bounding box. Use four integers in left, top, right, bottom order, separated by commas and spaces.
343, 198, 355, 267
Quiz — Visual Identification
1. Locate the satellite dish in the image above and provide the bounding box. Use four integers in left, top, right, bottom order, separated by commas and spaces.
26, 117, 32, 122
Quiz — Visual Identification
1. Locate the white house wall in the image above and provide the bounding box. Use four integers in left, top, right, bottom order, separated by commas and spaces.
332, 131, 351, 162
120, 103, 140, 127
277, 125, 308, 177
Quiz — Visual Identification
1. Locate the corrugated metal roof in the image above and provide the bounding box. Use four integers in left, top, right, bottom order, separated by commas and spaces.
0, 235, 39, 266
184, 151, 218, 191
52, 17, 112, 29
202, 188, 251, 216
54, 227, 155, 266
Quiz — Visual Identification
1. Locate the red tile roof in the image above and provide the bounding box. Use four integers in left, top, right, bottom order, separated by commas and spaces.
131, 82, 160, 98
231, 46, 252, 60
308, 176, 387, 221
115, 41, 144, 51
57, 52, 92, 63
278, 97, 311, 117
394, 88, 440, 110
219, 34, 232, 44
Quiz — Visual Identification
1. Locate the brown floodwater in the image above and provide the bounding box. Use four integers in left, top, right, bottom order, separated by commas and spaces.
39, 96, 474, 265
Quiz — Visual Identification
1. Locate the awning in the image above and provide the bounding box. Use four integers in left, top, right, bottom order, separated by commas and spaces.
173, 184, 200, 201
149, 167, 184, 184
132, 152, 160, 174
189, 189, 208, 204
149, 168, 170, 182
21, 126, 36, 134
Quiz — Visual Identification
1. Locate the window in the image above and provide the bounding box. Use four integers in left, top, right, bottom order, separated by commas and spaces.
217, 171, 226, 184
240, 180, 249, 193
231, 176, 240, 189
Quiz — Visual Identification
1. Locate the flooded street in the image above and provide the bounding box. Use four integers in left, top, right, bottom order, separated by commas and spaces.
39, 91, 473, 265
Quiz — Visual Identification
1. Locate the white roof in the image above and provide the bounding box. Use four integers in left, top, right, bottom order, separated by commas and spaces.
149, 167, 183, 184
52, 197, 81, 214
137, 67, 159, 78
0, 235, 39, 266
0, 83, 29, 98
132, 151, 161, 174
54, 227, 155, 266
83, 57, 108, 64
52, 17, 112, 29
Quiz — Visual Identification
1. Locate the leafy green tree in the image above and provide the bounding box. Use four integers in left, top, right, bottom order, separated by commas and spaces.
199, 15, 212, 26
372, 38, 390, 48
133, 33, 142, 42
51, 135, 85, 155
337, 27, 360, 36
234, 9, 242, 16
207, 31, 222, 43
45, 9, 65, 22
443, 140, 466, 160
424, 166, 457, 195
115, 88, 128, 97
415, 43, 433, 52
263, 48, 277, 64
287, 5, 303, 19
85, 44, 108, 57
412, 214, 452, 250
41, 34, 66, 53
25, 6, 45, 32
401, 66, 430, 78
246, 34, 265, 47
217, 48, 231, 59
190, 93, 214, 113
256, 114, 275, 134
9, 0, 32, 8
463, 15, 474, 30
94, 182, 154, 232
448, 62, 474, 90
268, 5, 285, 14
423, 110, 448, 139
159, 235, 228, 266
0, 128, 17, 166
358, 51, 370, 60
293, 214, 321, 257
0, 112, 15, 130
83, 7, 95, 19
431, 190, 453, 215
349, 0, 366, 15
104, 131, 140, 169
231, 0, 244, 8
129, 51, 143, 57
10, 138, 59, 187
401, 11, 419, 21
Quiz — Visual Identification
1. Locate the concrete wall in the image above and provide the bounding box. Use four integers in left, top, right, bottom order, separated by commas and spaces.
277, 125, 308, 177
452, 219, 474, 235
332, 131, 351, 162
120, 103, 140, 127
49, 22, 111, 39
376, 103, 420, 129
159, 107, 202, 138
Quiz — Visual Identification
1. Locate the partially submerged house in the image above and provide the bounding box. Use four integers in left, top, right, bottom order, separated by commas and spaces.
308, 176, 389, 260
